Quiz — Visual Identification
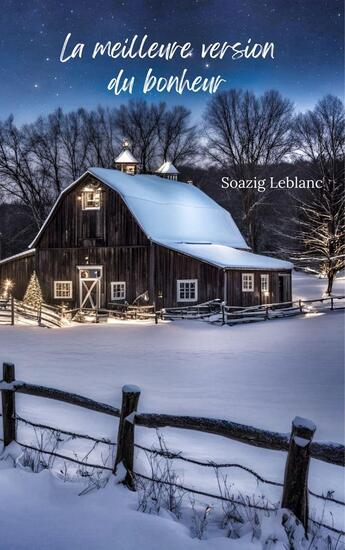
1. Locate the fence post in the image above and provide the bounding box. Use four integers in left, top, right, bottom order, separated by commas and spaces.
37, 305, 42, 326
11, 295, 15, 326
281, 416, 316, 534
1, 362, 16, 447
330, 297, 334, 311
114, 384, 141, 489
221, 303, 225, 325
299, 299, 303, 313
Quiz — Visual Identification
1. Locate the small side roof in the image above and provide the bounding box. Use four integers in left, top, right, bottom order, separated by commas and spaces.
156, 161, 179, 174
114, 149, 139, 164
0, 248, 35, 266
154, 241, 293, 270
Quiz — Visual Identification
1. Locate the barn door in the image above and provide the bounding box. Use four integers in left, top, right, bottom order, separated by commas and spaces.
78, 267, 102, 309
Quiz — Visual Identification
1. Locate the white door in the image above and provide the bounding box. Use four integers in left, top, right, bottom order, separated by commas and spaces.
78, 266, 102, 309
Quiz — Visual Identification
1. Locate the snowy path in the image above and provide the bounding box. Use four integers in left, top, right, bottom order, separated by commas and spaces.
0, 272, 344, 549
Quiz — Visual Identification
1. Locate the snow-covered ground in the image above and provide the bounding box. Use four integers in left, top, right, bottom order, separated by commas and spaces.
0, 272, 344, 549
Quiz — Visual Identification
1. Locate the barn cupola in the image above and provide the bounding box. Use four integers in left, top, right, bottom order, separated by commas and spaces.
114, 138, 139, 175
155, 161, 179, 181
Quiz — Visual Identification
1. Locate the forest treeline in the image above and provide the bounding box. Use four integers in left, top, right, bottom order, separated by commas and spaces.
0, 90, 343, 292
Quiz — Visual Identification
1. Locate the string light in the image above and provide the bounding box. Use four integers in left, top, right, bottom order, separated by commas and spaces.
1, 279, 14, 299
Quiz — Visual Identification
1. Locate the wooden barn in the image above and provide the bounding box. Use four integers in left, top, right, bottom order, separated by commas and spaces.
0, 155, 293, 310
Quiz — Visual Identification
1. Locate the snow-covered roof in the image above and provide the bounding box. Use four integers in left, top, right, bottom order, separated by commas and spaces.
0, 249, 35, 266
88, 168, 248, 248
156, 161, 179, 174
29, 168, 293, 270
114, 149, 139, 164
154, 242, 293, 270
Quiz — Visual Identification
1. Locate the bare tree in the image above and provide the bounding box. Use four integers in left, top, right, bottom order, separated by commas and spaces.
292, 95, 345, 294
157, 105, 198, 165
58, 109, 89, 180
24, 111, 65, 197
0, 116, 52, 227
114, 100, 165, 171
204, 89, 293, 250
81, 106, 120, 168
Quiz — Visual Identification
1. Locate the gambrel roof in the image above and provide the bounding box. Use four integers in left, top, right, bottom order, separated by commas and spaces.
30, 168, 293, 270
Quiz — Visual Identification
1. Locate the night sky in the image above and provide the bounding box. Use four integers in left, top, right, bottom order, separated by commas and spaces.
0, 0, 343, 123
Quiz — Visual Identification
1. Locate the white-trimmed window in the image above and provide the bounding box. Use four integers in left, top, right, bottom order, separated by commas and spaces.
177, 279, 198, 302
81, 187, 101, 210
111, 282, 126, 300
261, 274, 269, 293
54, 281, 72, 299
242, 273, 254, 292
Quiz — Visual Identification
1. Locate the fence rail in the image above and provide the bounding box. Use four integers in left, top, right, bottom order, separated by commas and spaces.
0, 298, 159, 327
0, 297, 67, 328
222, 295, 345, 325
0, 294, 343, 328
1, 362, 344, 535
162, 295, 345, 324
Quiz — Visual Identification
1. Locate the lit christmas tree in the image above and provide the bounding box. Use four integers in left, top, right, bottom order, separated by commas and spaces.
23, 271, 43, 309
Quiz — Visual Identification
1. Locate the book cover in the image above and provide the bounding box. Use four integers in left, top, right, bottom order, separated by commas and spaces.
0, 1, 344, 548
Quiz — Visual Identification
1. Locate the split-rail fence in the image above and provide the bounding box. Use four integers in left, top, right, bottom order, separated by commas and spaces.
162, 295, 345, 323
1, 362, 344, 536
0, 295, 344, 328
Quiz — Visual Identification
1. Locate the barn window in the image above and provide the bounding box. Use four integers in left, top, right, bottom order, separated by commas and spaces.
81, 187, 101, 210
261, 274, 269, 293
242, 273, 254, 292
54, 281, 73, 299
111, 282, 126, 300
177, 279, 198, 302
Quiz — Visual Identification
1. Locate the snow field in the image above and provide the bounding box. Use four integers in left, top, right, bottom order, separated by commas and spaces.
0, 272, 344, 548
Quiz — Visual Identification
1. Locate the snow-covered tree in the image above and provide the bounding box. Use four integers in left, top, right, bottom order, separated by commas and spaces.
293, 96, 345, 294
23, 271, 43, 309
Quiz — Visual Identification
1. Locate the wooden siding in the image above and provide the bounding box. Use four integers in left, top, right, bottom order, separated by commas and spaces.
225, 269, 292, 307
37, 174, 148, 249
37, 246, 149, 308
0, 253, 36, 300
154, 244, 224, 308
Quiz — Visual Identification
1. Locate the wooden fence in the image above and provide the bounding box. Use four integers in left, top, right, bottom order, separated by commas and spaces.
162, 299, 222, 320
1, 362, 344, 535
0, 298, 158, 327
162, 296, 345, 324
64, 304, 158, 324
0, 297, 66, 328
1, 295, 343, 328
